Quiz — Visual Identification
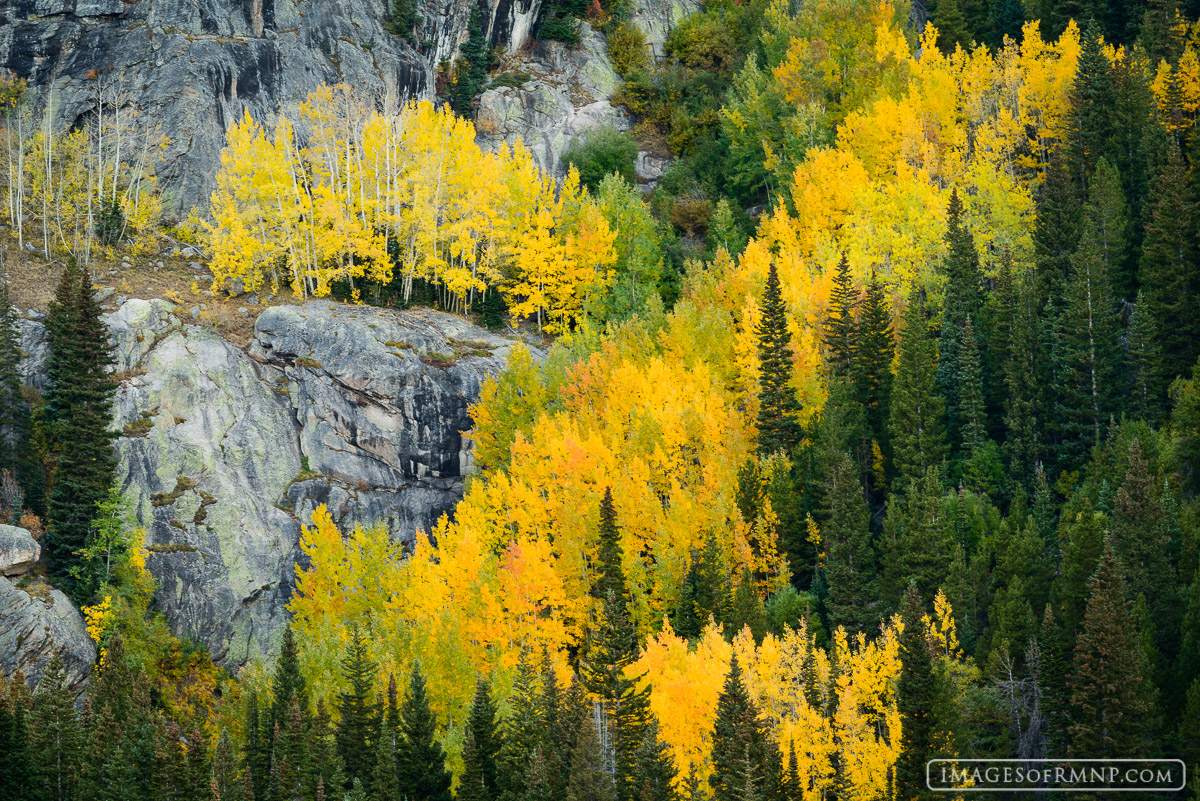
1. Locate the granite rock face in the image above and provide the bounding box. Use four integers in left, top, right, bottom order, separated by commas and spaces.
476, 23, 631, 176
15, 299, 527, 666
0, 525, 95, 690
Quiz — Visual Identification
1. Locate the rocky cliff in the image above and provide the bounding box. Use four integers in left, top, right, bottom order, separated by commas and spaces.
16, 299, 534, 666
0, 0, 697, 210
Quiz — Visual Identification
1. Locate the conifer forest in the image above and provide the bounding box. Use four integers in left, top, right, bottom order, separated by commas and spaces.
1, 0, 1200, 800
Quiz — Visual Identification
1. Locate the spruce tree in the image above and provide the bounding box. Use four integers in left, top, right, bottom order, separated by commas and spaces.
1085, 157, 1132, 298
1056, 228, 1121, 470
1140, 139, 1198, 395
396, 663, 452, 801
755, 263, 803, 456
464, 677, 500, 799
1000, 264, 1042, 491
337, 627, 381, 790
271, 626, 310, 736
727, 567, 767, 644
1034, 153, 1083, 303
895, 585, 937, 801
1068, 541, 1157, 756
28, 657, 82, 801
0, 672, 29, 801
883, 468, 957, 605
497, 649, 543, 801
888, 293, 947, 488
957, 317, 986, 456
451, 4, 489, 116
566, 706, 615, 801
1111, 439, 1179, 655
709, 654, 781, 801
823, 453, 879, 634
44, 262, 117, 592
633, 720, 676, 801
1127, 289, 1161, 421
1065, 18, 1116, 186
580, 495, 651, 801
933, 0, 972, 52
822, 253, 857, 380
459, 724, 489, 801
937, 189, 985, 458
852, 267, 895, 449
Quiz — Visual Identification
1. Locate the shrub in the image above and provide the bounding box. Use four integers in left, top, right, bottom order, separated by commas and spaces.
489, 71, 533, 89
562, 125, 638, 190
607, 21, 650, 78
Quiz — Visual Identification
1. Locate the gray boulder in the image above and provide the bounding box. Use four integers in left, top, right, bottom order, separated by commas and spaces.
0, 524, 40, 578
0, 576, 96, 691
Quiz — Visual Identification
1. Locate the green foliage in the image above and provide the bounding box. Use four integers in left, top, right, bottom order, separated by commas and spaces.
709, 653, 780, 801
337, 627, 382, 790
94, 198, 126, 246
563, 126, 639, 190
755, 263, 803, 456
489, 71, 533, 90
889, 294, 947, 488
823, 453, 879, 634
451, 6, 489, 116
397, 664, 453, 801
608, 22, 651, 79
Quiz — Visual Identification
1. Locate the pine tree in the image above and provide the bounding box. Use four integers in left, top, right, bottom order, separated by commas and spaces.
934, 0, 972, 52
632, 720, 676, 801
271, 626, 310, 736
497, 649, 543, 801
43, 263, 117, 592
694, 529, 729, 628
243, 690, 272, 801
1034, 153, 1083, 304
1066, 18, 1116, 186
395, 663, 451, 801
958, 317, 986, 456
822, 253, 857, 380
823, 453, 879, 634
883, 469, 957, 607
1055, 228, 1121, 470
463, 677, 500, 800
937, 189, 985, 458
755, 263, 803, 456
1000, 263, 1042, 491
895, 585, 937, 801
213, 729, 240, 801
1085, 157, 1132, 299
852, 268, 896, 450
1127, 290, 1161, 421
727, 567, 767, 643
451, 4, 489, 116
1111, 439, 1179, 655
889, 293, 948, 488
459, 724, 489, 801
28, 657, 82, 801
580, 495, 651, 801
709, 654, 781, 801
372, 712, 401, 801
1068, 541, 1157, 756
337, 627, 381, 790
0, 672, 30, 801
1140, 139, 1198, 395
989, 0, 1025, 45
567, 706, 615, 801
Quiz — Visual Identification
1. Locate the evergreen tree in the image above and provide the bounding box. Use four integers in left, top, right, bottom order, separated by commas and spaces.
895, 585, 937, 801
822, 253, 857, 380
43, 263, 117, 592
727, 567, 767, 643
1140, 139, 1198, 395
212, 729, 240, 801
0, 263, 37, 510
459, 724, 489, 801
396, 663, 452, 801
1127, 290, 1161, 420
0, 672, 29, 801
497, 649, 543, 801
1000, 263, 1042, 491
1085, 157, 1132, 299
709, 654, 781, 801
271, 626, 310, 736
823, 453, 879, 634
1066, 19, 1116, 186
934, 0, 973, 52
337, 627, 381, 790
937, 190, 985, 458
889, 293, 948, 488
990, 0, 1026, 45
28, 657, 82, 801
464, 677, 500, 799
1056, 228, 1121, 470
1034, 154, 1083, 304
567, 706, 615, 801
1068, 541, 1157, 756
883, 469, 957, 607
580, 495, 651, 801
958, 317, 986, 456
451, 4, 489, 116
673, 557, 704, 639
1111, 439, 1180, 655
633, 720, 676, 801
852, 268, 896, 452
372, 727, 401, 801
755, 263, 803, 456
